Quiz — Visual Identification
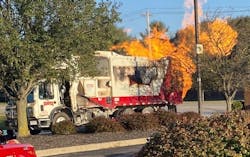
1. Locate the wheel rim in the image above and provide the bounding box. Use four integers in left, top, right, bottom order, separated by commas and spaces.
121, 108, 135, 115
56, 117, 67, 123
142, 107, 154, 114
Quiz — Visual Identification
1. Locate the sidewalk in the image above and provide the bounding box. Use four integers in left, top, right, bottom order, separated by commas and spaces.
36, 138, 147, 157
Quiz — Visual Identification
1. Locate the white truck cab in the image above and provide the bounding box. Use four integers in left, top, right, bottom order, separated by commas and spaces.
6, 82, 69, 134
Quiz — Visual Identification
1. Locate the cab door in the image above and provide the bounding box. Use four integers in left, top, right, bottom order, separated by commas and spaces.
37, 82, 60, 117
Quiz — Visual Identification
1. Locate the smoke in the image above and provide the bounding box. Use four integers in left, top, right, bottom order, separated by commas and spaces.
182, 0, 207, 28
123, 28, 132, 35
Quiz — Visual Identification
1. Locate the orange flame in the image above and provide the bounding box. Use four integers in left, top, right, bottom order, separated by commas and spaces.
200, 19, 238, 56
174, 19, 237, 98
111, 27, 196, 98
111, 18, 237, 99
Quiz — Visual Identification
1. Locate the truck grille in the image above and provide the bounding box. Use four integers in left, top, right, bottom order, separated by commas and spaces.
5, 106, 17, 119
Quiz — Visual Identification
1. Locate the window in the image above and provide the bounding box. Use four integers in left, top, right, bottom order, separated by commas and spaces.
27, 89, 34, 103
39, 82, 54, 99
96, 57, 109, 76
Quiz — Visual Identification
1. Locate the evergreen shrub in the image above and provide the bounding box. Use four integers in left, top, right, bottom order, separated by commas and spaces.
85, 116, 125, 133
137, 111, 250, 157
51, 120, 77, 135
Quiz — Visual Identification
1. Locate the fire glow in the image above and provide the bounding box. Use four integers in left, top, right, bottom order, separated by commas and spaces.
112, 19, 237, 99
112, 27, 195, 98
112, 0, 238, 99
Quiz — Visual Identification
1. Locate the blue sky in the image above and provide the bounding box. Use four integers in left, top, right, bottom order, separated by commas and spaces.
113, 0, 250, 38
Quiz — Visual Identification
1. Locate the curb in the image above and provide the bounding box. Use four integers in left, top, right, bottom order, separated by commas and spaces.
36, 138, 147, 157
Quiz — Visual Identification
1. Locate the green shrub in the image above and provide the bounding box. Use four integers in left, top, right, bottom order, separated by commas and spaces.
137, 111, 250, 157
232, 101, 244, 110
51, 120, 77, 135
85, 116, 125, 133
117, 113, 159, 131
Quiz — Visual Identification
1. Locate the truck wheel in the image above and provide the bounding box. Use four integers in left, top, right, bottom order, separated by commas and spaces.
112, 109, 123, 118
167, 104, 177, 112
120, 108, 135, 115
52, 112, 70, 125
141, 107, 154, 114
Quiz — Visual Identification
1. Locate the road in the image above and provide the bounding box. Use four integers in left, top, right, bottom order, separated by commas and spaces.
0, 100, 228, 115
50, 145, 143, 157
1, 100, 229, 157
177, 100, 227, 116
44, 101, 228, 157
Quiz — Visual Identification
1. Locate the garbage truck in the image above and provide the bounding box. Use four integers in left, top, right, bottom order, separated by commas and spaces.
5, 51, 182, 134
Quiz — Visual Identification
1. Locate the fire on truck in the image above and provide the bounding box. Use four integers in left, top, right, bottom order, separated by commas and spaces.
5, 51, 182, 134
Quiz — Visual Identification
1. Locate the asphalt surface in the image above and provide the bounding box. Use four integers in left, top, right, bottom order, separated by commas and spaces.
36, 138, 147, 157
50, 144, 144, 157
177, 100, 227, 115
36, 100, 228, 157
1, 101, 229, 157
0, 101, 227, 115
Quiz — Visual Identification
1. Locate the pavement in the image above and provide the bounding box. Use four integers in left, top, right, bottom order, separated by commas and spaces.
36, 138, 147, 157
1, 101, 147, 157
35, 100, 229, 157
1, 101, 228, 157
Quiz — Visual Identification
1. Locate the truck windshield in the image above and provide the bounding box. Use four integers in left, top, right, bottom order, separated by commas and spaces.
39, 82, 54, 99
96, 56, 109, 76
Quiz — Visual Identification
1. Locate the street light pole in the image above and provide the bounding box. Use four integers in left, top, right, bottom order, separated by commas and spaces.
194, 0, 202, 114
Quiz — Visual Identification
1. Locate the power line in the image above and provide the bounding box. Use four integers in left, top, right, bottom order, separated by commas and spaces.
122, 6, 249, 12
151, 9, 250, 15
121, 7, 250, 17
121, 9, 250, 22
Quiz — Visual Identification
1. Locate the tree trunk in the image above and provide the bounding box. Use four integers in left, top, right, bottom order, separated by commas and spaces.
17, 97, 30, 137
225, 96, 233, 112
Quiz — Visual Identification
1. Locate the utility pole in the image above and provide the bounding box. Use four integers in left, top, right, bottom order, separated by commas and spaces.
143, 10, 152, 58
145, 10, 151, 36
194, 0, 202, 114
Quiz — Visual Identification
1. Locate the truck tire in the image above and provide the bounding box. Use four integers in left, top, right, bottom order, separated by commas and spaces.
141, 107, 154, 114
167, 104, 177, 112
52, 112, 70, 125
120, 108, 135, 115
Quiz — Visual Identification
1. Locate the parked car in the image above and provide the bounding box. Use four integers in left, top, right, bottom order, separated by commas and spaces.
0, 129, 37, 157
